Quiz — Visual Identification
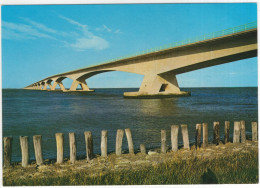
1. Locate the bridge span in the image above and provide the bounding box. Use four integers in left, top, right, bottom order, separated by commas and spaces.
24, 22, 257, 98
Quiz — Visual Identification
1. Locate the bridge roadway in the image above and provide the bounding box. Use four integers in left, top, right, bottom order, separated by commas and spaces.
24, 26, 257, 98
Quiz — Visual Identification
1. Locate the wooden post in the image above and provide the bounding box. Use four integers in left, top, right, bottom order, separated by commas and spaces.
84, 131, 93, 161
3, 137, 12, 168
69, 133, 77, 164
202, 123, 208, 148
171, 125, 179, 151
33, 135, 43, 165
101, 130, 108, 157
233, 121, 241, 143
125, 128, 134, 154
140, 144, 146, 154
240, 120, 246, 143
252, 122, 258, 141
161, 130, 167, 153
195, 124, 202, 149
55, 133, 64, 164
224, 121, 230, 144
116, 129, 124, 156
213, 122, 220, 145
20, 136, 29, 167
181, 124, 190, 149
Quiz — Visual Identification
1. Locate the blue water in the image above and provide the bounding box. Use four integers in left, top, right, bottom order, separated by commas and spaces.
2, 87, 258, 162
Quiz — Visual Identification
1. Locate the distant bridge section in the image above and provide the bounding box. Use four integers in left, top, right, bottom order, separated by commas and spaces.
25, 22, 257, 98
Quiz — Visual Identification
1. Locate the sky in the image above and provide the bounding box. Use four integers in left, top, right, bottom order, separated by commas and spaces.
1, 3, 258, 89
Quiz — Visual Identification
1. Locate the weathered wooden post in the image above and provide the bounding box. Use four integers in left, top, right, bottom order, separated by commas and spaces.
195, 124, 202, 149
116, 129, 124, 156
202, 123, 208, 148
240, 120, 246, 143
252, 122, 258, 141
171, 125, 179, 151
213, 122, 220, 145
20, 136, 29, 167
55, 133, 64, 164
33, 135, 43, 165
181, 124, 190, 149
233, 121, 241, 143
101, 130, 108, 157
140, 144, 146, 154
125, 128, 134, 154
3, 137, 12, 168
161, 130, 167, 153
84, 131, 93, 161
224, 121, 230, 144
69, 132, 76, 164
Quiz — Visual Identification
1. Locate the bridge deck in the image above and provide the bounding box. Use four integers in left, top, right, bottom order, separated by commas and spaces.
26, 21, 257, 88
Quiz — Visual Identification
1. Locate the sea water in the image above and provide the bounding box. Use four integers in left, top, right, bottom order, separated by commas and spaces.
2, 87, 258, 161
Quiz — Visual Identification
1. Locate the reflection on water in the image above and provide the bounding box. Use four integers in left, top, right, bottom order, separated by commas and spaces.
138, 98, 181, 116
2, 87, 258, 161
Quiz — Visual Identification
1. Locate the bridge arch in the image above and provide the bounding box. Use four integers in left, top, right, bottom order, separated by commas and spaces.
40, 82, 45, 90
77, 70, 144, 89
52, 77, 73, 91
75, 70, 114, 81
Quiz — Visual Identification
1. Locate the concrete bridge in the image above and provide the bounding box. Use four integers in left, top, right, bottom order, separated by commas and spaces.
24, 22, 257, 98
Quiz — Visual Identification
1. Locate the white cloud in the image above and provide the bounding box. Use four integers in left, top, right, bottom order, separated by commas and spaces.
114, 29, 122, 34
2, 27, 36, 40
60, 31, 79, 38
3, 15, 114, 51
96, 25, 122, 34
58, 15, 94, 37
103, 25, 112, 32
21, 17, 57, 33
67, 36, 109, 51
2, 21, 56, 40
58, 15, 109, 51
59, 15, 87, 28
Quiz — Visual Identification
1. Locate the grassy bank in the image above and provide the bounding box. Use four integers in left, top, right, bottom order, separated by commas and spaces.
3, 147, 258, 185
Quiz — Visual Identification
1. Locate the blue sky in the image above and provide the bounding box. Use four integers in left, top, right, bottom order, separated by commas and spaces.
1, 3, 257, 88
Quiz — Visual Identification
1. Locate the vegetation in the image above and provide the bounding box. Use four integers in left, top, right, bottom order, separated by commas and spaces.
3, 149, 258, 186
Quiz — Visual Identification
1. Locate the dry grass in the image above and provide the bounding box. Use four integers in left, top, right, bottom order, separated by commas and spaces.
3, 142, 258, 185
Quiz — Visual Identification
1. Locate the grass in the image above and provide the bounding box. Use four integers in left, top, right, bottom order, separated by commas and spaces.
3, 149, 258, 186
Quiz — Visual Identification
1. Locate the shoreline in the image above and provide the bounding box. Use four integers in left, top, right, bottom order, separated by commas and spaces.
3, 140, 258, 185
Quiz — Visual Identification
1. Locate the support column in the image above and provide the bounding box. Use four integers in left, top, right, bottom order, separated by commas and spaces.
45, 80, 53, 90
58, 83, 66, 91
51, 82, 66, 91
47, 84, 53, 90
40, 84, 44, 90
43, 84, 47, 90
124, 72, 190, 98
70, 79, 93, 91
51, 82, 58, 91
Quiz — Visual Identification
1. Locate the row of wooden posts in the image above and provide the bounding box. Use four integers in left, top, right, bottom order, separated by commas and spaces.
3, 121, 258, 168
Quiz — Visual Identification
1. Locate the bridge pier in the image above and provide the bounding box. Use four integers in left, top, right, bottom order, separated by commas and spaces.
69, 79, 94, 92
43, 83, 52, 90
51, 81, 66, 91
124, 72, 190, 98
43, 84, 47, 90
58, 83, 66, 91
41, 80, 54, 90
40, 83, 45, 90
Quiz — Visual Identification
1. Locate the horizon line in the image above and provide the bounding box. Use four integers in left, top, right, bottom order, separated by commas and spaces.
2, 86, 258, 89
